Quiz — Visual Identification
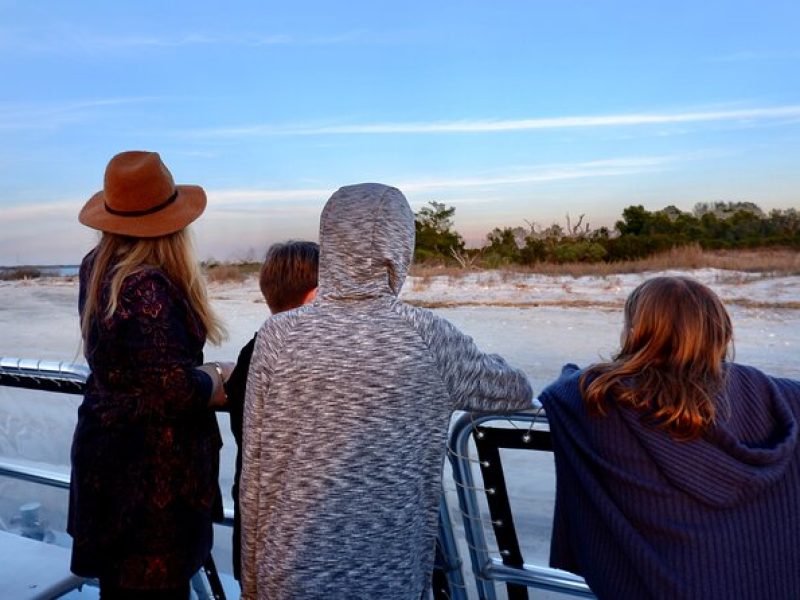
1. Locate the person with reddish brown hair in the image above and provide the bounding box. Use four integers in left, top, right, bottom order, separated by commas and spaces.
583, 274, 733, 440
222, 240, 319, 582
539, 276, 800, 599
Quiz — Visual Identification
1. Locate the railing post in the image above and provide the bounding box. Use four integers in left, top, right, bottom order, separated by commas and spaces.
449, 414, 498, 600
435, 493, 468, 600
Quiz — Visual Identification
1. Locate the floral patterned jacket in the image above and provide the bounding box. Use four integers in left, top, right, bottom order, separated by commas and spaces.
68, 250, 222, 588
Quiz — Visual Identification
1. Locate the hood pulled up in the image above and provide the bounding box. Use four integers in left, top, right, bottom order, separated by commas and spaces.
317, 183, 415, 301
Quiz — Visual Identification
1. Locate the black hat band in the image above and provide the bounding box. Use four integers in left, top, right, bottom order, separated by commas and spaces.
104, 190, 179, 217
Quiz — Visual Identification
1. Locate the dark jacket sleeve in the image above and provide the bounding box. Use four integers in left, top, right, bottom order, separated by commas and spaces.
113, 271, 213, 419
224, 335, 257, 446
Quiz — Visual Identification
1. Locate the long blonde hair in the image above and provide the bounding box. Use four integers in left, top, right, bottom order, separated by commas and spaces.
581, 276, 733, 440
80, 229, 226, 345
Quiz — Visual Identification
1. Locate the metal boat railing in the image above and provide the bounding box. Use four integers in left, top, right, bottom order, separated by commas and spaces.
448, 412, 594, 598
0, 358, 593, 599
0, 359, 85, 490
0, 357, 89, 394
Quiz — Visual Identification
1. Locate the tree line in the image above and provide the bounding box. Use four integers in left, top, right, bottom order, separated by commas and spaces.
414, 201, 800, 266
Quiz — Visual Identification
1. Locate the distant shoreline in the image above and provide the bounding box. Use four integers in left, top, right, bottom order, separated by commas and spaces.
0, 265, 79, 278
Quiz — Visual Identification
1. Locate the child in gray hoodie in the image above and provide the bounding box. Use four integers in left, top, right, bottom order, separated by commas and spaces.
240, 183, 533, 599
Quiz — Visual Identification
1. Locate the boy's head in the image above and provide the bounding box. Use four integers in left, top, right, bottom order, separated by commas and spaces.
259, 240, 319, 313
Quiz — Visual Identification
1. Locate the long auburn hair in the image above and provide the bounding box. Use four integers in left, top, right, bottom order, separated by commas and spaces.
80, 229, 227, 345
580, 276, 733, 440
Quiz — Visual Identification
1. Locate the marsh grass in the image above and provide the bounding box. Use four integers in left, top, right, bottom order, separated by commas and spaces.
205, 263, 248, 284
408, 246, 800, 279
200, 246, 799, 284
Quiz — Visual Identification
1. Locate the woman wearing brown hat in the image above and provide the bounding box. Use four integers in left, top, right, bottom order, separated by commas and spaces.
68, 151, 232, 599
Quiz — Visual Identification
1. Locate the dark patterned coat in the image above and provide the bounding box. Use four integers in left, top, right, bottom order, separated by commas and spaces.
68, 251, 222, 588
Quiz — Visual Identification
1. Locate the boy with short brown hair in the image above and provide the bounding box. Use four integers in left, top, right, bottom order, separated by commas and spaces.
258, 241, 320, 313
224, 240, 319, 581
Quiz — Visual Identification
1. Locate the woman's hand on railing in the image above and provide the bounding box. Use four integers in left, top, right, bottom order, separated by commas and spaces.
199, 361, 235, 409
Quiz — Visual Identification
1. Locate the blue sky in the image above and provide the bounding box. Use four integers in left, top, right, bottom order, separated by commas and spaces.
1, 0, 799, 264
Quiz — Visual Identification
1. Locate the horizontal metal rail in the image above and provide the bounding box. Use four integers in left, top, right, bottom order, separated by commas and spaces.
0, 461, 71, 490
485, 561, 594, 597
0, 357, 89, 395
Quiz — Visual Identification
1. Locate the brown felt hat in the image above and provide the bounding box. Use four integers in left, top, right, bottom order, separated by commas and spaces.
79, 151, 207, 238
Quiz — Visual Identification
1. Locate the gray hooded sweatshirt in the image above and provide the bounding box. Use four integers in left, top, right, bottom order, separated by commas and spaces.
240, 183, 533, 599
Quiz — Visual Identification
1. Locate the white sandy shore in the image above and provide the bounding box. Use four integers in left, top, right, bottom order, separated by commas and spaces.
2, 267, 797, 361
403, 268, 800, 308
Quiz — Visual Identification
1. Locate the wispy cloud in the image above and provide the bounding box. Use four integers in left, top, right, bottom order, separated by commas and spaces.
198, 155, 680, 207
2, 199, 82, 221
399, 157, 676, 192
179, 105, 800, 138
0, 97, 164, 131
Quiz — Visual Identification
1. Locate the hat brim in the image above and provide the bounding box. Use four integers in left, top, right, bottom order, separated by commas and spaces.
79, 185, 207, 238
